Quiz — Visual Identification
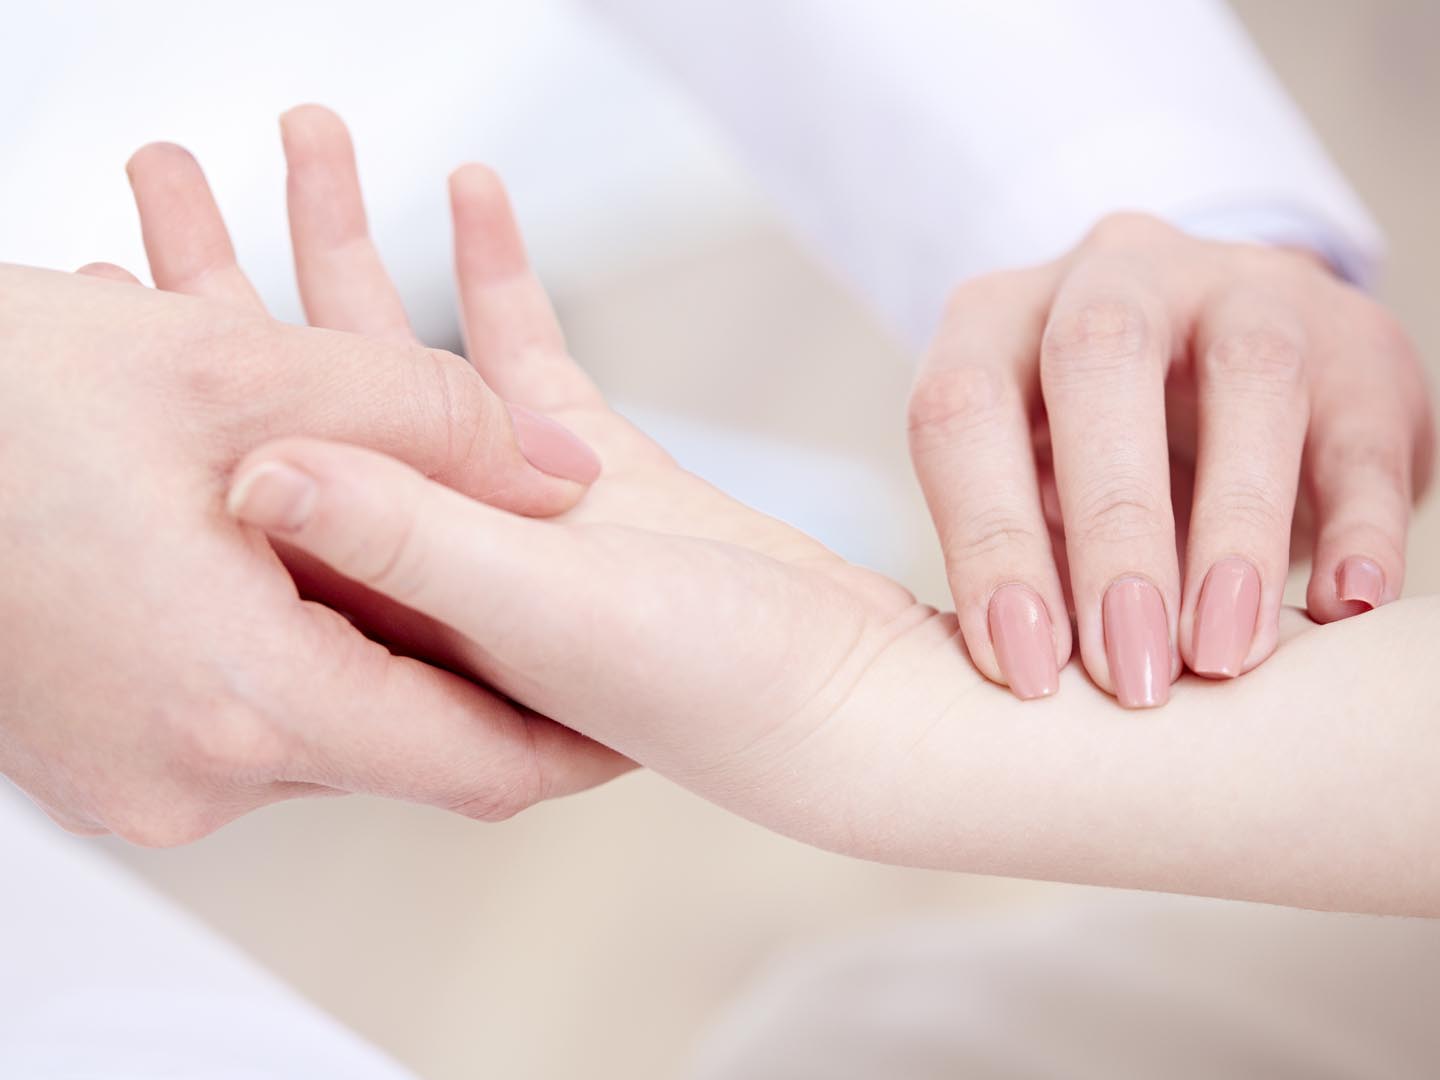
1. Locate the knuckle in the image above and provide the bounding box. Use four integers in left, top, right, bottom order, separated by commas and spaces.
446, 734, 547, 823
1042, 298, 1151, 379
414, 347, 494, 480
167, 698, 288, 782
941, 268, 1036, 314
1202, 327, 1305, 391
1312, 436, 1410, 492
106, 800, 218, 848
1070, 477, 1170, 545
1084, 211, 1175, 249
1201, 481, 1291, 536
448, 774, 541, 824
907, 365, 1011, 445
164, 310, 277, 410
942, 509, 1044, 567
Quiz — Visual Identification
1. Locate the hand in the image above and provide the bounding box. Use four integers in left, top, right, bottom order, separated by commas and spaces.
222, 123, 1440, 916
198, 113, 925, 819
907, 215, 1433, 705
0, 112, 623, 845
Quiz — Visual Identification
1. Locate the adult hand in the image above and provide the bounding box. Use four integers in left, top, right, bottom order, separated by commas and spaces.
219, 125, 925, 817
223, 139, 1440, 918
907, 215, 1433, 705
0, 115, 622, 845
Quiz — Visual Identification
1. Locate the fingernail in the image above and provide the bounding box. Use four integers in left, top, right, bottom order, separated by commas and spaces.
1102, 577, 1172, 709
506, 403, 602, 485
988, 585, 1059, 700
227, 462, 316, 532
1191, 557, 1261, 679
1336, 556, 1384, 610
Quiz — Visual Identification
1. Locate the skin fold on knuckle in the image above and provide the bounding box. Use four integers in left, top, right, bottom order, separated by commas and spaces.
907, 364, 1013, 450
1193, 479, 1293, 540
1041, 298, 1152, 385
1201, 327, 1306, 397
1309, 435, 1413, 504
1069, 475, 1171, 547
941, 508, 1044, 569
410, 347, 501, 486
447, 761, 543, 823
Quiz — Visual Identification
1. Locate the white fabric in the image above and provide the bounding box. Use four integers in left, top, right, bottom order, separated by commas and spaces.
587, 0, 1384, 341
0, 783, 414, 1078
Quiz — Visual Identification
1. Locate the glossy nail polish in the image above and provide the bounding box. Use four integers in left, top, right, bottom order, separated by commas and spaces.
1336, 556, 1384, 610
988, 585, 1059, 700
1103, 577, 1172, 709
506, 403, 603, 485
1191, 558, 1261, 679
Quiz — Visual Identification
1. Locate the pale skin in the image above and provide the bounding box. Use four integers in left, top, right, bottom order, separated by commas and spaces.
0, 111, 632, 844
911, 219, 1433, 706
3, 107, 1435, 918
170, 110, 1433, 917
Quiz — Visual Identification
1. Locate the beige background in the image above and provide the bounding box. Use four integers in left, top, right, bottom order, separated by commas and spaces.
105, 3, 1440, 1078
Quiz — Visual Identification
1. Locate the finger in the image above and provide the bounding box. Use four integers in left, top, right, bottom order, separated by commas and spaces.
126, 142, 266, 310
246, 321, 599, 511
908, 270, 1068, 700
450, 164, 604, 411
277, 601, 630, 817
280, 104, 415, 343
1040, 264, 1179, 708
226, 437, 833, 776
1303, 362, 1422, 623
1180, 296, 1308, 678
76, 261, 142, 285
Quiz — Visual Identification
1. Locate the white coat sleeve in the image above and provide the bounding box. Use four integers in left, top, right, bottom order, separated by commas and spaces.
582, 0, 1383, 344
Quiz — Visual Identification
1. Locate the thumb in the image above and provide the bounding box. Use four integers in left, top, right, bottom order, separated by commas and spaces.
226, 436, 589, 658
225, 437, 868, 785
254, 321, 600, 516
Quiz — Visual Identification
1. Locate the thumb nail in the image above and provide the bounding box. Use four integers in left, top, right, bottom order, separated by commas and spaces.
506, 404, 602, 485
227, 461, 316, 533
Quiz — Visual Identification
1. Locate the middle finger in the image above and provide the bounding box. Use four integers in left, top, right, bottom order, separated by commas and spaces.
1040, 259, 1179, 707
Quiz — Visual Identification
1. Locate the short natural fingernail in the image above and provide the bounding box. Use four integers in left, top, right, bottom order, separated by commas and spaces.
988, 585, 1060, 700
1102, 577, 1172, 709
1336, 556, 1384, 610
1191, 557, 1261, 679
506, 403, 602, 485
227, 462, 316, 533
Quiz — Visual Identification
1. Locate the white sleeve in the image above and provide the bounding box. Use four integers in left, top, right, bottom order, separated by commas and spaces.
582, 0, 1383, 344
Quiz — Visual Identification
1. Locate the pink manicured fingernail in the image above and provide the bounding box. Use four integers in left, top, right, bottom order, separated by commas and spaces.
988, 585, 1059, 701
1102, 577, 1172, 709
1336, 556, 1384, 610
227, 462, 316, 532
506, 403, 602, 485
1191, 557, 1261, 679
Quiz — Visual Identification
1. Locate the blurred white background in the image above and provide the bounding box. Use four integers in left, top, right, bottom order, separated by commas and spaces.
4, 2, 1438, 1077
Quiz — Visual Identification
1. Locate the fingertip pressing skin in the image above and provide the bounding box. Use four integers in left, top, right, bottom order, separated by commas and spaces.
1336, 555, 1385, 610
505, 403, 602, 485
1102, 577, 1172, 708
987, 584, 1059, 700
1190, 557, 1262, 678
